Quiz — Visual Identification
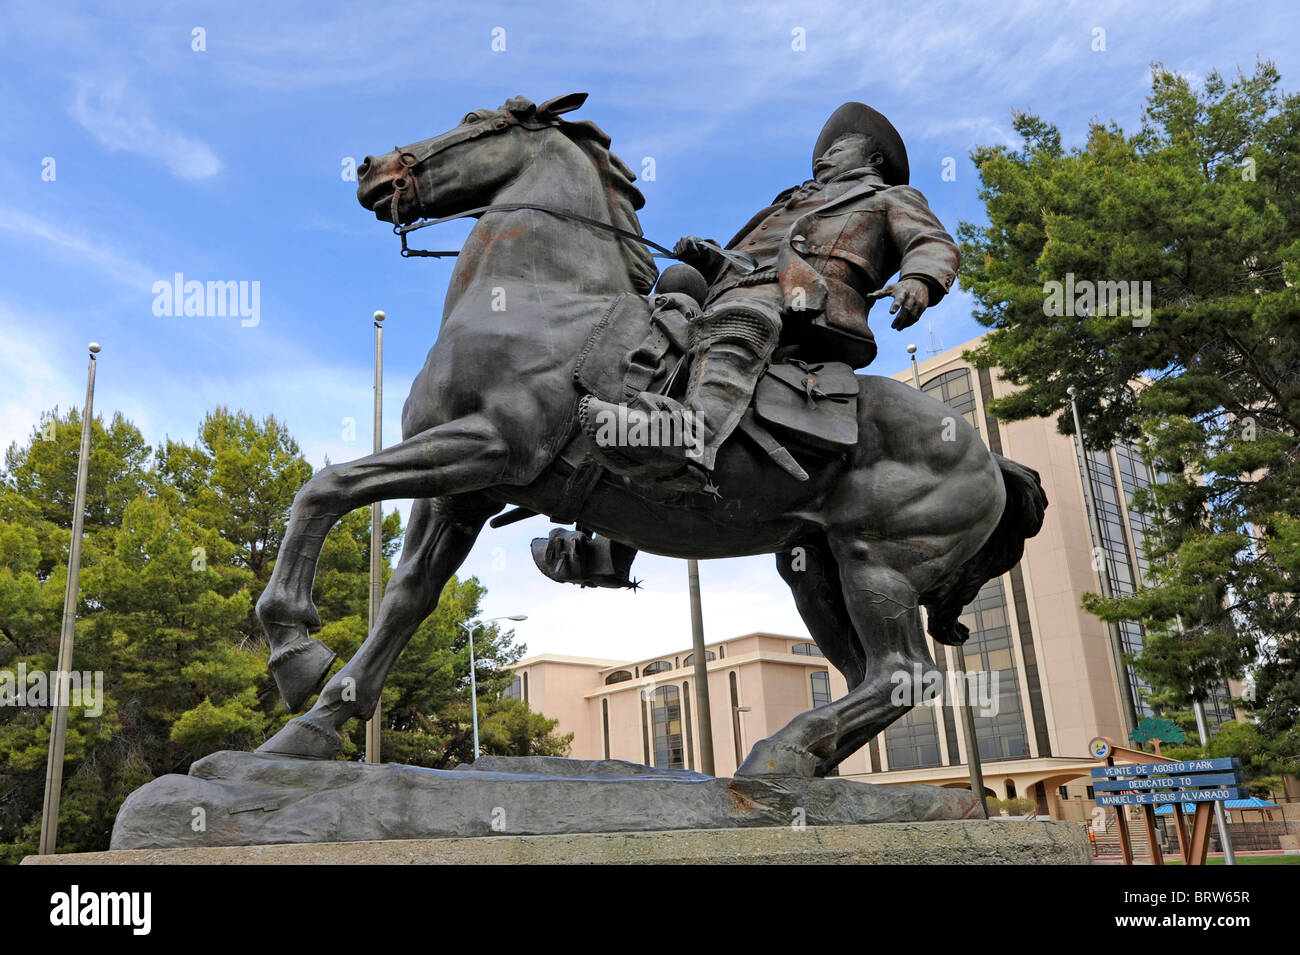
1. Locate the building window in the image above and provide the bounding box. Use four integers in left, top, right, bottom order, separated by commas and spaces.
602, 698, 610, 760
729, 671, 743, 764
717, 645, 725, 659
1114, 441, 1235, 724
956, 578, 1030, 762
792, 642, 824, 657
1087, 447, 1152, 718
921, 369, 980, 433
650, 686, 684, 769
810, 671, 831, 707
643, 660, 672, 676
884, 704, 942, 770
605, 669, 632, 685
522, 671, 529, 704
502, 675, 522, 700
682, 650, 715, 667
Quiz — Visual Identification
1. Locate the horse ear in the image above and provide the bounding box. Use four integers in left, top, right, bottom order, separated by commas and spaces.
538, 92, 587, 118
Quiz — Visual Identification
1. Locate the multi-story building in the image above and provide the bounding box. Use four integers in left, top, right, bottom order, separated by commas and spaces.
505, 335, 1238, 820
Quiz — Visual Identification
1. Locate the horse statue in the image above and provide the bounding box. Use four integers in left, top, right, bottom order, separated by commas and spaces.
253, 92, 1047, 778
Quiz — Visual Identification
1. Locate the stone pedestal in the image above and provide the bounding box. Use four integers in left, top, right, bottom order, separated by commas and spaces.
107, 752, 983, 850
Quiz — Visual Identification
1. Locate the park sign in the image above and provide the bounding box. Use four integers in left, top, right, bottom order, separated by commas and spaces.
1090, 757, 1241, 778
1085, 739, 1242, 866
1091, 757, 1246, 808
1092, 772, 1242, 792
1095, 788, 1250, 807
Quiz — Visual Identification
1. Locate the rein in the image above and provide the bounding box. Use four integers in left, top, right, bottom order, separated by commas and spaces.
392, 201, 757, 274
386, 136, 757, 273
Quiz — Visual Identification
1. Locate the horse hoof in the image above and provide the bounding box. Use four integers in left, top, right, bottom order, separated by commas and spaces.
735, 738, 819, 778
267, 631, 336, 712
256, 716, 342, 760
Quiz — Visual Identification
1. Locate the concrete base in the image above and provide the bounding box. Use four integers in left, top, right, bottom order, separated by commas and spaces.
26, 821, 1091, 865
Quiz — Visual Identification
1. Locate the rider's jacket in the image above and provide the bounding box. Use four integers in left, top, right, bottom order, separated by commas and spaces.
704, 168, 961, 367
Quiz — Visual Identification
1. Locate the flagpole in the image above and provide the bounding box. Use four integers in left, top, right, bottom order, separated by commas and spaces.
39, 343, 100, 854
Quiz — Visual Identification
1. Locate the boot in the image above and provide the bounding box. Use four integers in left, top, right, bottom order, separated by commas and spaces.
580, 303, 780, 489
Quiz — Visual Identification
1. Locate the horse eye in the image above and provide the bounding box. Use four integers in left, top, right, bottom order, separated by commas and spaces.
463, 112, 481, 124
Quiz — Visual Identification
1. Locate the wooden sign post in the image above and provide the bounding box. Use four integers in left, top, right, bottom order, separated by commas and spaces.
1089, 738, 1245, 866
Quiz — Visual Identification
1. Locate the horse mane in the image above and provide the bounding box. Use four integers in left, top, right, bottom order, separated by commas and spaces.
558, 119, 659, 294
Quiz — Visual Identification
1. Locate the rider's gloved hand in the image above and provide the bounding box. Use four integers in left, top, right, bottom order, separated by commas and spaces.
673, 235, 721, 269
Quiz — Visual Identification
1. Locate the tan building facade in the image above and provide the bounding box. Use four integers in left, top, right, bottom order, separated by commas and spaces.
506, 336, 1237, 820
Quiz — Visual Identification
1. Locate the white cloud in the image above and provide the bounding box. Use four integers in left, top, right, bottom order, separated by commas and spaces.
0, 206, 158, 291
70, 77, 222, 181
0, 302, 78, 455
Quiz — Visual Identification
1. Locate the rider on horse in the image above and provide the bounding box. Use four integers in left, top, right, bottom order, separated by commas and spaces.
580, 102, 961, 492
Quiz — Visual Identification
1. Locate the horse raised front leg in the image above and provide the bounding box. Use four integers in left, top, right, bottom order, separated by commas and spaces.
256, 416, 508, 711
258, 494, 498, 758
737, 542, 932, 778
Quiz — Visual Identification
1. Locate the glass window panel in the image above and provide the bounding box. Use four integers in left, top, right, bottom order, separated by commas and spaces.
986, 648, 1014, 671
650, 686, 684, 769
810, 671, 832, 707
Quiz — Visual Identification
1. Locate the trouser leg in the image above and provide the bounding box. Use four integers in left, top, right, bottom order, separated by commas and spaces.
682, 303, 781, 471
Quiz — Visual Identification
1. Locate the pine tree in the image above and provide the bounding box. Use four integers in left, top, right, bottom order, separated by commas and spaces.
1, 406, 567, 861
959, 60, 1299, 778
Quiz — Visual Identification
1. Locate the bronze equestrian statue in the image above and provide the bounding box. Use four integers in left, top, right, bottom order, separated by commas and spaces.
253, 93, 1046, 778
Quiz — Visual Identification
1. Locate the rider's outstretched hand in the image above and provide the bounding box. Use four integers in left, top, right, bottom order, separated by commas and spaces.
867, 278, 931, 330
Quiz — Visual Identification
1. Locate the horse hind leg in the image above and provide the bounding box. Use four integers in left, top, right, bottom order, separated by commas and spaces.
739, 538, 933, 778
775, 537, 866, 690
258, 493, 498, 759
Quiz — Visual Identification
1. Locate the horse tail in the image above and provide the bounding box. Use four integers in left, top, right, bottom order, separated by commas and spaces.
921, 454, 1048, 647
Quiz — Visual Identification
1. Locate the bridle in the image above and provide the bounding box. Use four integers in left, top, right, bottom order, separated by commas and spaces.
385, 112, 757, 273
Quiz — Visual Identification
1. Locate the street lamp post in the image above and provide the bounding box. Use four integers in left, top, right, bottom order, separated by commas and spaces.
908, 345, 987, 817
458, 614, 528, 760
365, 310, 385, 763
39, 343, 100, 855
686, 559, 716, 776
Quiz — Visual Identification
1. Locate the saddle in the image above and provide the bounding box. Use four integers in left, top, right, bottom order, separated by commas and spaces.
573, 291, 860, 462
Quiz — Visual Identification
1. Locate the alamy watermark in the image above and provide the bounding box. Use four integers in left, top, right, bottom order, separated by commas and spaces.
50, 885, 150, 935
152, 273, 260, 327
1, 664, 104, 716
590, 405, 704, 460
890, 663, 999, 717
1043, 273, 1151, 327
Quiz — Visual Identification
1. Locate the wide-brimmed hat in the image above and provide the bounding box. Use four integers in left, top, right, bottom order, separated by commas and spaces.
814, 102, 909, 185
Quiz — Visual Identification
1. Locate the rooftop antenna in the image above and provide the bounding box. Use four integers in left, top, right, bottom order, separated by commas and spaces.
925, 318, 944, 356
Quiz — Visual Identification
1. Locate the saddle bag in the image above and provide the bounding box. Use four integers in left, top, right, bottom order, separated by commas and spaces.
753, 361, 859, 452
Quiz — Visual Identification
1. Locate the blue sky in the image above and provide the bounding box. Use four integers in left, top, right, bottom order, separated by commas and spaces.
2, 0, 1296, 661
